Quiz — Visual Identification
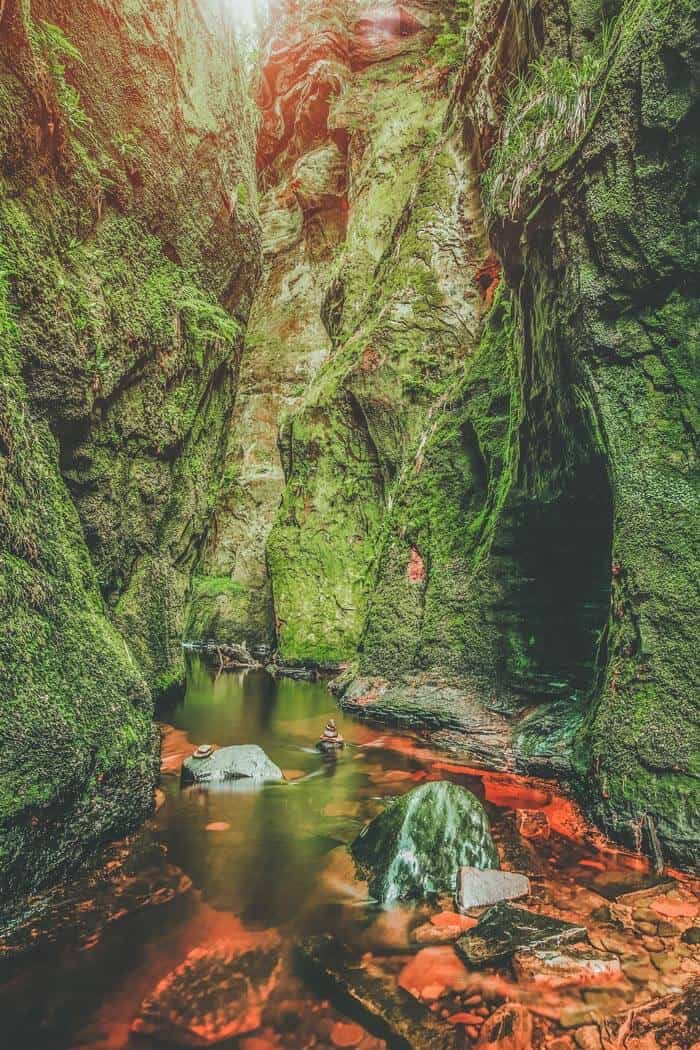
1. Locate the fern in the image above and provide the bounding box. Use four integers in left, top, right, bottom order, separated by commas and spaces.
482, 24, 617, 221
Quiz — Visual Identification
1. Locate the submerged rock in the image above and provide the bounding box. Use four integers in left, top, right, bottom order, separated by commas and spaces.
132, 936, 280, 1045
476, 1003, 533, 1050
457, 868, 530, 910
351, 781, 499, 903
456, 903, 587, 967
398, 946, 471, 1001
513, 947, 621, 988
181, 745, 284, 786
298, 934, 459, 1049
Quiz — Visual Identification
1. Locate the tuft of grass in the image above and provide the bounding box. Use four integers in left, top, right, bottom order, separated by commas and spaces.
482, 30, 616, 220
179, 295, 240, 368
29, 21, 90, 133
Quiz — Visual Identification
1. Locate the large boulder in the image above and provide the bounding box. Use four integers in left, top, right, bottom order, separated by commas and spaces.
351, 781, 499, 903
181, 745, 284, 786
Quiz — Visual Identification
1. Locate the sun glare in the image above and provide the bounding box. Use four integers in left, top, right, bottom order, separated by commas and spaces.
208, 0, 267, 32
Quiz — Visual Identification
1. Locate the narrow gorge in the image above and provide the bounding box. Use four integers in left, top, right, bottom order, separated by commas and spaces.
0, 0, 698, 1046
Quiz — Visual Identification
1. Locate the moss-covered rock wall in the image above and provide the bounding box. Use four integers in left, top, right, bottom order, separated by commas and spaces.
345, 0, 699, 866
0, 0, 260, 906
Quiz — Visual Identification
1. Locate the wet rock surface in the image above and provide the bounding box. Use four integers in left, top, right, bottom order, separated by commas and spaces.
351, 781, 499, 903
512, 948, 622, 989
132, 934, 282, 1044
0, 835, 191, 962
456, 904, 588, 967
4, 672, 700, 1049
299, 934, 459, 1049
181, 745, 284, 786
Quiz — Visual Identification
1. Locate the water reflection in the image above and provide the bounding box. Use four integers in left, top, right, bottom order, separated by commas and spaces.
157, 660, 369, 923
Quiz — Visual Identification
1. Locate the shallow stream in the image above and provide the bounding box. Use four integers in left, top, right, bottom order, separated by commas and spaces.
2, 657, 696, 1049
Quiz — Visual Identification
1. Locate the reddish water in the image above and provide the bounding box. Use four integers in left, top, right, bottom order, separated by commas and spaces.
1, 658, 697, 1048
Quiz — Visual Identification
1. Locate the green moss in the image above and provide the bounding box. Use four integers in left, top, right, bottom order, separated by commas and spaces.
0, 0, 261, 906
428, 0, 474, 78
0, 239, 157, 901
359, 288, 518, 680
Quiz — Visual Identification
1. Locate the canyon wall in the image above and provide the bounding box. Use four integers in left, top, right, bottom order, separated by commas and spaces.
345, 0, 699, 866
0, 0, 260, 905
200, 0, 698, 867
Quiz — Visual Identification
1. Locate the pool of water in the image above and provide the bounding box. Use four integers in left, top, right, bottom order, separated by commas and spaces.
1, 656, 682, 1050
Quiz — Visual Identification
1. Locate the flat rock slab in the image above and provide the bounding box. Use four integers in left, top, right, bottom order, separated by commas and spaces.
298, 933, 459, 1049
0, 842, 191, 960
457, 867, 530, 910
456, 903, 587, 967
132, 936, 280, 1045
513, 947, 622, 988
181, 744, 284, 786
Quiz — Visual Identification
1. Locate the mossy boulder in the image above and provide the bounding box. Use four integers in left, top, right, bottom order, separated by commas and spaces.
351, 781, 499, 903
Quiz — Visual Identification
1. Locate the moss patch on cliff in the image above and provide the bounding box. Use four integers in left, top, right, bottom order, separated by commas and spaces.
480, 0, 700, 864
0, 0, 261, 905
0, 249, 158, 906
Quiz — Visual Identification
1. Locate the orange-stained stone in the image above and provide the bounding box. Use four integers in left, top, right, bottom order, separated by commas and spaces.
651, 897, 699, 919
330, 1021, 365, 1047
240, 1036, 280, 1050
448, 1012, 484, 1025
420, 983, 445, 1001
205, 822, 230, 832
398, 946, 470, 1000
381, 769, 414, 782
407, 547, 426, 582
431, 911, 478, 931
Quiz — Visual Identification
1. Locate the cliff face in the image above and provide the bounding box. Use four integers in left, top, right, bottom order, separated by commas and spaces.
0, 0, 260, 903
196, 0, 487, 660
349, 0, 699, 865
199, 0, 698, 867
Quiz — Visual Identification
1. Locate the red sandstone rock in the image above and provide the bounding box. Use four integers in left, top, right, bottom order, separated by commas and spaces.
132, 934, 281, 1045
407, 546, 426, 582
516, 809, 550, 840
432, 911, 478, 930
650, 896, 698, 919
330, 1020, 365, 1047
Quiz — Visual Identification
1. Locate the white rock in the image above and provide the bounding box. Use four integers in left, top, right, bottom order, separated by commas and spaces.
457, 867, 530, 910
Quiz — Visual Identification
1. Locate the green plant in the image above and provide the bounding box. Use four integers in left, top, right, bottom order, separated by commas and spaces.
30, 21, 90, 132
112, 129, 145, 165
179, 294, 240, 368
482, 28, 616, 219
429, 0, 473, 74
